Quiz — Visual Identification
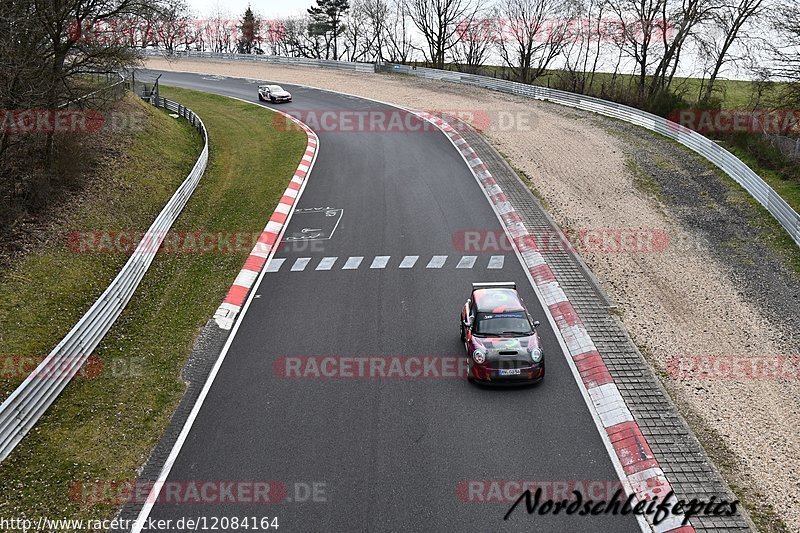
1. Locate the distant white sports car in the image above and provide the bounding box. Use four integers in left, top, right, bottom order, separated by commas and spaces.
258, 84, 292, 103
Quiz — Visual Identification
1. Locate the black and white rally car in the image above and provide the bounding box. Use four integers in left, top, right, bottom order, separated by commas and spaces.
258, 84, 292, 103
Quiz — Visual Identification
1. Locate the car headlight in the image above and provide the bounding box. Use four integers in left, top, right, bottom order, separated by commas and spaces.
473, 350, 486, 364
530, 348, 543, 363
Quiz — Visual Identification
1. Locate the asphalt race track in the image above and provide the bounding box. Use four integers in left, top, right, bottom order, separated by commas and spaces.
138, 70, 642, 532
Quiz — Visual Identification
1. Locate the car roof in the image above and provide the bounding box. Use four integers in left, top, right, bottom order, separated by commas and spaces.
472, 288, 525, 313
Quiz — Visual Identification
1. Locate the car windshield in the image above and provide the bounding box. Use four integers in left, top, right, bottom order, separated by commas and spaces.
474, 312, 532, 336
269, 85, 284, 91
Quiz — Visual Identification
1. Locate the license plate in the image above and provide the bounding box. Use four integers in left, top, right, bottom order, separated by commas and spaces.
498, 368, 521, 376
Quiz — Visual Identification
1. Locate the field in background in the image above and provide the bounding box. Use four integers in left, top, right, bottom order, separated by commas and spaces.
406, 62, 800, 215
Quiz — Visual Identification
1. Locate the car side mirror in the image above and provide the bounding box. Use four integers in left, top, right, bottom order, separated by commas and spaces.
533, 320, 540, 328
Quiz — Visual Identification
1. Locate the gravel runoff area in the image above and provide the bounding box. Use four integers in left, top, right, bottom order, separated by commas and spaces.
146, 57, 800, 530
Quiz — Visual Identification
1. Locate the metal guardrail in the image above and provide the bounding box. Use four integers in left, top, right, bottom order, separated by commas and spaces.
145, 49, 798, 247
140, 48, 375, 73
61, 71, 128, 109
384, 64, 800, 248
0, 93, 208, 462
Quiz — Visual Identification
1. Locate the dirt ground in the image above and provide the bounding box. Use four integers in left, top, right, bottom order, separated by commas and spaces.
146, 57, 800, 530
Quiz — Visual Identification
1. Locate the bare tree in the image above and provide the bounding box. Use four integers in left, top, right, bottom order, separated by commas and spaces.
452, 11, 495, 72
0, 0, 146, 221
363, 0, 389, 60
274, 17, 309, 56
405, 0, 478, 68
263, 19, 285, 55
560, 0, 608, 93
496, 0, 575, 84
770, 0, 800, 106
384, 0, 414, 62
203, 4, 236, 53
648, 0, 719, 96
342, 0, 373, 61
606, 0, 669, 100
698, 0, 767, 102
153, 0, 193, 54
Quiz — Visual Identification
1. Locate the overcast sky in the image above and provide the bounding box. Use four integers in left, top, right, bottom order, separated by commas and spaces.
183, 0, 762, 80
189, 0, 310, 18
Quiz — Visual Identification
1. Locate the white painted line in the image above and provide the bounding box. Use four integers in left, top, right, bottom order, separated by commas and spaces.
399, 255, 419, 268
148, 83, 650, 533
343, 256, 363, 270
316, 256, 337, 270
133, 97, 320, 533
329, 209, 344, 240
291, 257, 311, 271
488, 255, 505, 269
426, 255, 447, 268
265, 258, 285, 273
456, 256, 477, 269
411, 109, 652, 533
370, 256, 390, 269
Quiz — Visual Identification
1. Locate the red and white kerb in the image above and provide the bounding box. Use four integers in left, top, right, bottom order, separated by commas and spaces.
213, 115, 318, 330
414, 110, 693, 533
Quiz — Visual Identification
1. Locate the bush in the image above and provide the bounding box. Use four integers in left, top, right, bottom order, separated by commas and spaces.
641, 90, 692, 118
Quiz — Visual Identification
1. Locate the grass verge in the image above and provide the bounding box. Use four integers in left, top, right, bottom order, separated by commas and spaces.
721, 142, 800, 216
0, 86, 306, 521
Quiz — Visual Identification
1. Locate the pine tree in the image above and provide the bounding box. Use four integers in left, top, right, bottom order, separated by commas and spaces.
238, 6, 261, 54
307, 0, 350, 60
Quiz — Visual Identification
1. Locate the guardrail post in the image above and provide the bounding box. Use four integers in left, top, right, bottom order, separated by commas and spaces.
0, 92, 210, 463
